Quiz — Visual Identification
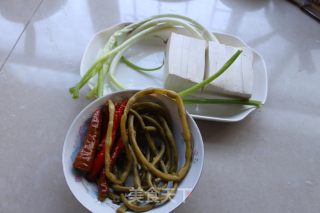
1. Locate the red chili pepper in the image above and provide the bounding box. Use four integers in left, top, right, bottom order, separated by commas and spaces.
86, 106, 108, 181
87, 144, 105, 181
97, 169, 108, 201
73, 109, 103, 173
87, 100, 128, 181
110, 136, 125, 169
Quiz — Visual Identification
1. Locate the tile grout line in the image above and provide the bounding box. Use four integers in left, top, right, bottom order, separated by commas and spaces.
0, 0, 45, 72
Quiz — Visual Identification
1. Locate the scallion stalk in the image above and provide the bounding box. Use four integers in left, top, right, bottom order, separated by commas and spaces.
131, 18, 204, 39
70, 15, 237, 100
148, 14, 217, 41
86, 86, 97, 99
110, 74, 126, 90
183, 98, 262, 107
69, 63, 102, 99
70, 25, 167, 98
178, 50, 242, 97
121, 56, 164, 72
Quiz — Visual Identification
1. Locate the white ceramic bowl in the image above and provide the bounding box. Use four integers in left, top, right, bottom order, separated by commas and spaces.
62, 90, 204, 213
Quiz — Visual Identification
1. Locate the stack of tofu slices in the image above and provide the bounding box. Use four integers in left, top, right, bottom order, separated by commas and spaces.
165, 33, 254, 99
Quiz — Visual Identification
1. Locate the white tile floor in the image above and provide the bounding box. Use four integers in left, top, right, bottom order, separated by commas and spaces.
0, 0, 320, 213
0, 0, 42, 68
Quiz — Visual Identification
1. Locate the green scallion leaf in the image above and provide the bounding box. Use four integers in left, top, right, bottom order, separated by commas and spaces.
183, 98, 262, 108
121, 56, 164, 72
178, 49, 242, 97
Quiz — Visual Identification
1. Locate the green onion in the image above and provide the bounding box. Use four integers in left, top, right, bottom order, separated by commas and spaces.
71, 14, 255, 111
97, 61, 112, 97
86, 86, 97, 99
131, 17, 204, 39
148, 14, 217, 41
178, 50, 242, 97
70, 14, 219, 99
183, 98, 262, 108
70, 25, 167, 98
69, 63, 102, 99
121, 56, 164, 72
110, 74, 126, 90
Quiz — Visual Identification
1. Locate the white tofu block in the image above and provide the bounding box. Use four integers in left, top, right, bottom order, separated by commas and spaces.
204, 41, 254, 98
164, 33, 207, 92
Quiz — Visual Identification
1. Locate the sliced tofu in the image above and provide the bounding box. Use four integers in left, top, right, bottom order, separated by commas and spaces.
204, 41, 254, 98
164, 33, 207, 92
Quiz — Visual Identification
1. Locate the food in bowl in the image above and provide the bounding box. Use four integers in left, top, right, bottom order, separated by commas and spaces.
71, 88, 193, 212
